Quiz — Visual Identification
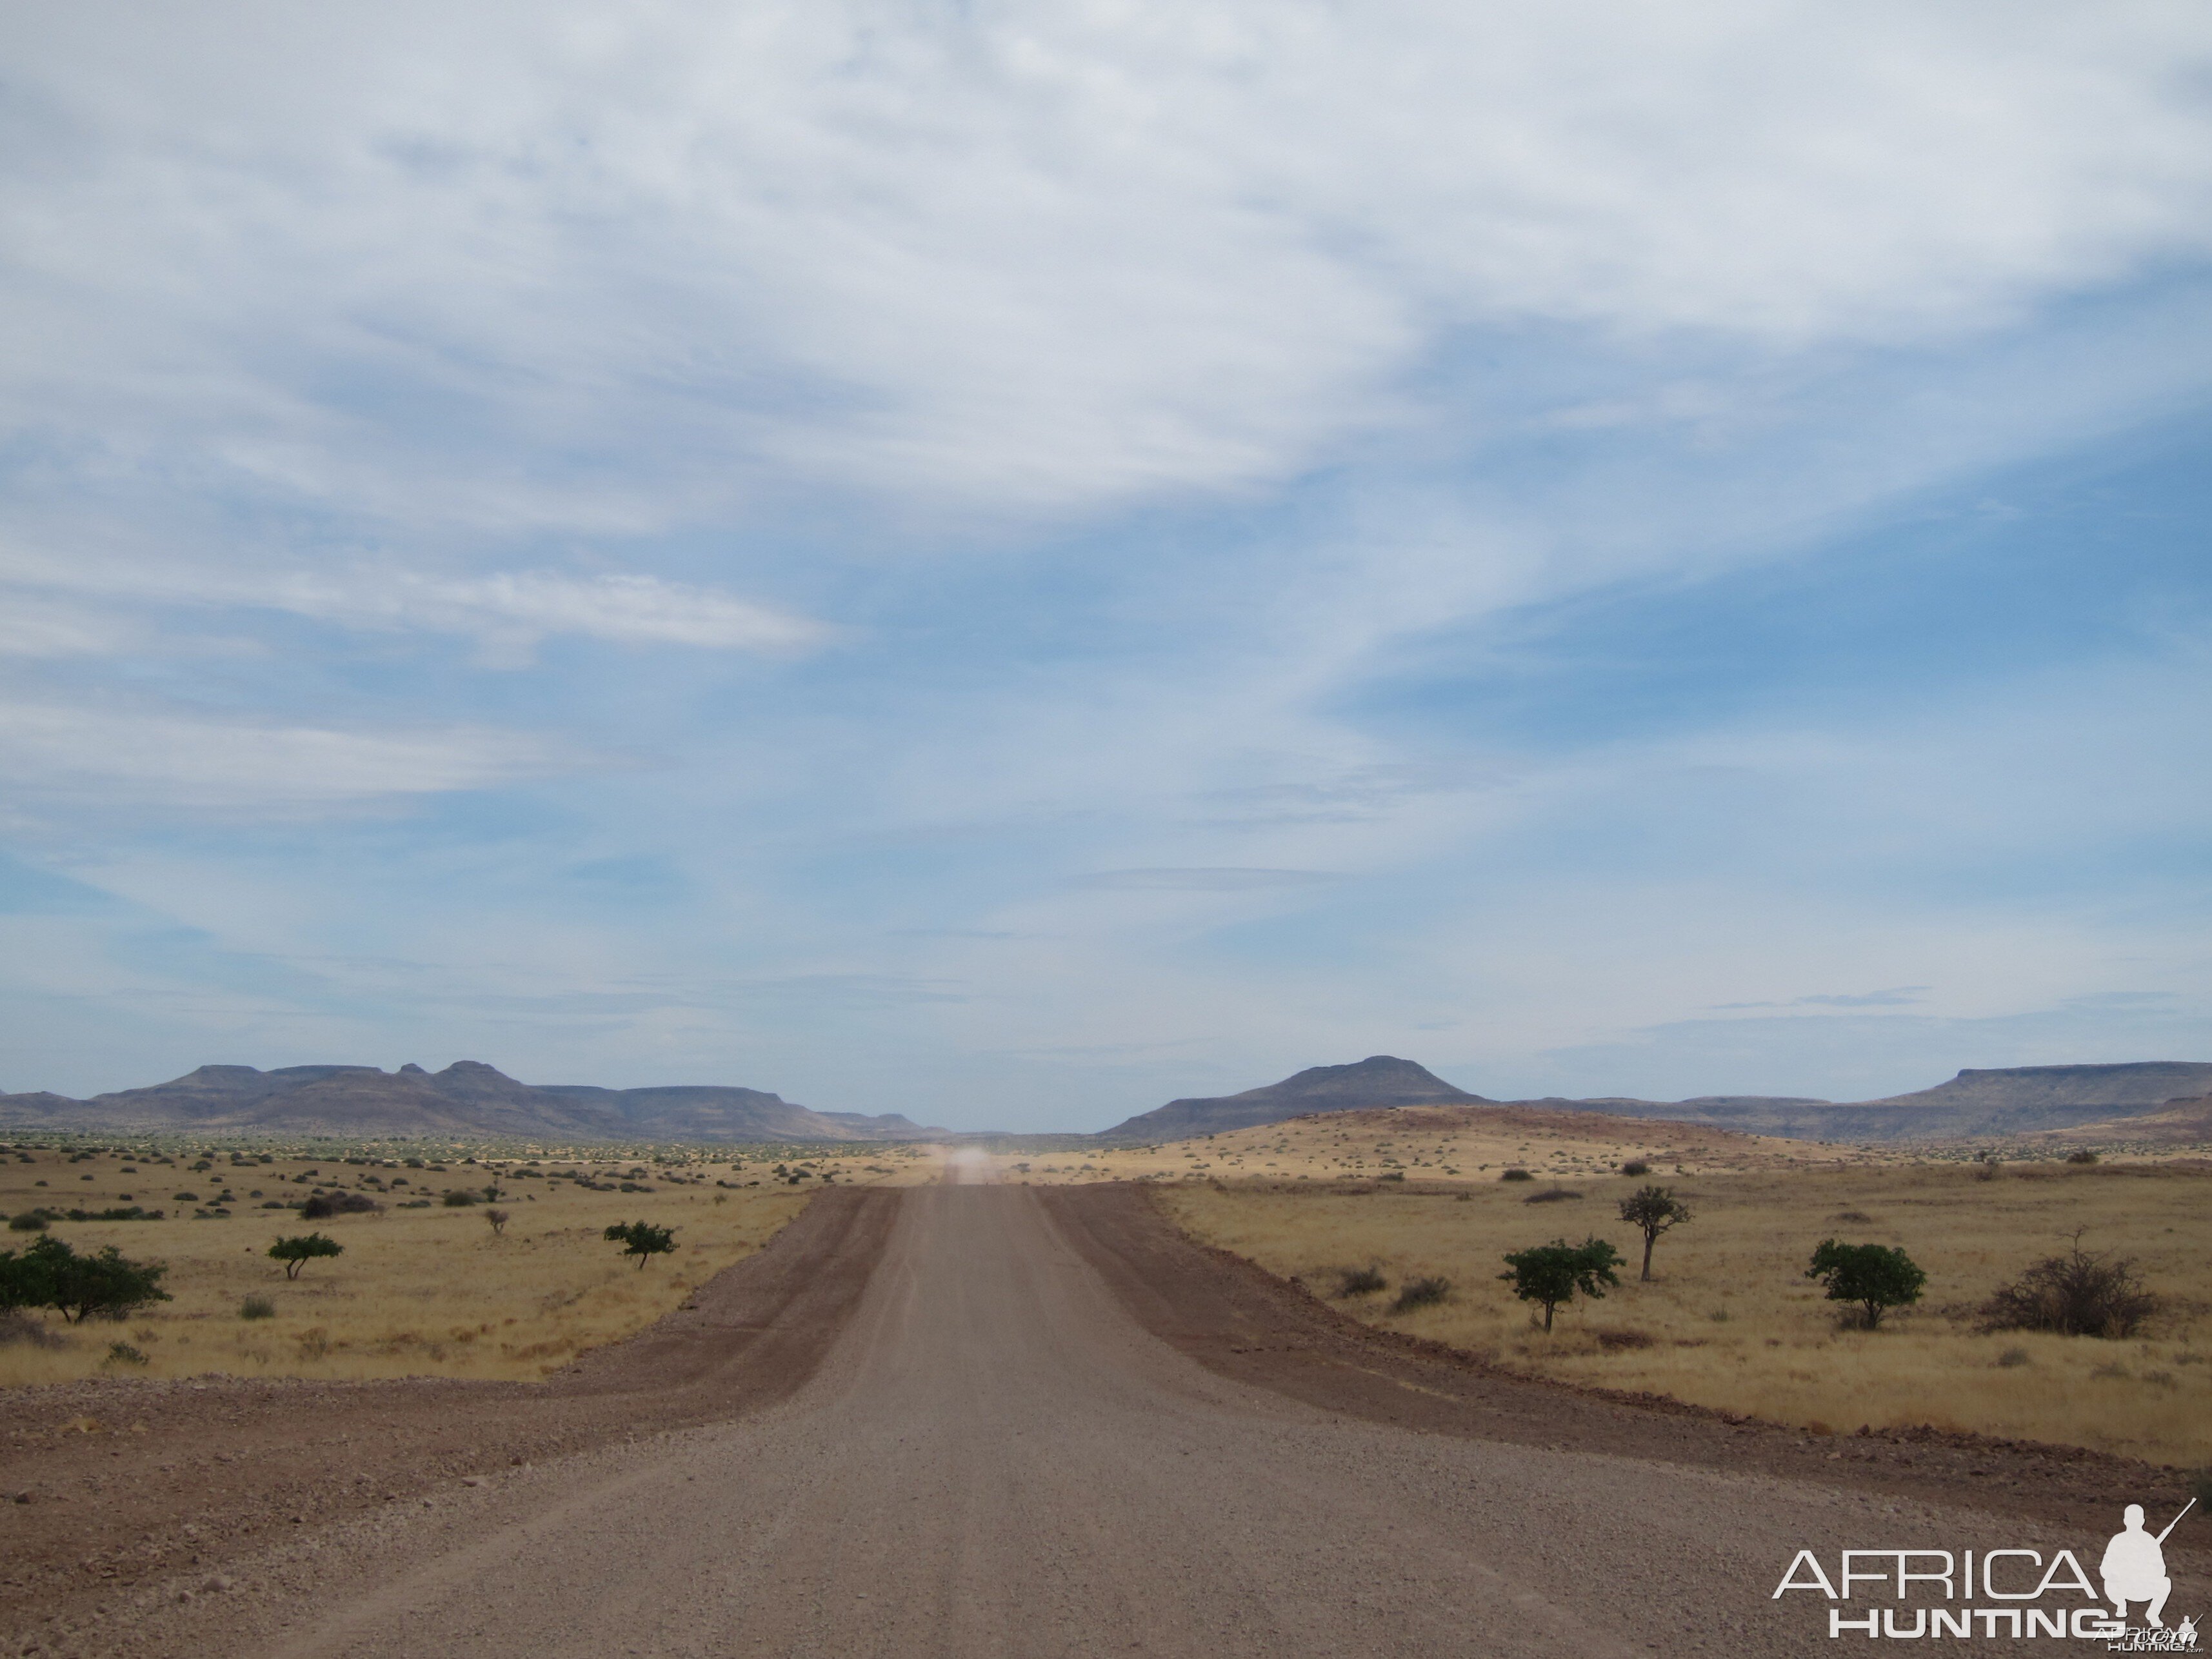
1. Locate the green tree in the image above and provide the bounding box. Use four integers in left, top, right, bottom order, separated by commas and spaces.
1, 1235, 170, 1323
1616, 1185, 1693, 1282
1806, 1238, 1926, 1329
603, 1220, 676, 1269
268, 1233, 343, 1280
1499, 1237, 1623, 1332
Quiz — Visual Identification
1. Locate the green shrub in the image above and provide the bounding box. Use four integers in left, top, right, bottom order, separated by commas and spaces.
104, 1342, 148, 1367
1500, 1237, 1623, 1332
0, 1235, 171, 1323
1335, 1266, 1387, 1297
1524, 1187, 1581, 1204
1500, 1167, 1534, 1182
603, 1220, 677, 1267
1806, 1239, 1926, 1329
2064, 1149, 2099, 1165
239, 1295, 277, 1320
441, 1189, 479, 1207
1390, 1276, 1450, 1314
1619, 1159, 1651, 1177
268, 1233, 343, 1280
8, 1212, 49, 1232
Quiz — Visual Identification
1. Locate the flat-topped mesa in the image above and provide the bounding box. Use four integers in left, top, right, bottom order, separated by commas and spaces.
0, 1061, 946, 1142
1096, 1057, 2212, 1146
1099, 1055, 1488, 1141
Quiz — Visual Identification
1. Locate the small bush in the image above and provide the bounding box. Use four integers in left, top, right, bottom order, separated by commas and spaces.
1595, 1328, 1656, 1351
239, 1295, 276, 1320
103, 1342, 148, 1367
301, 1192, 381, 1220
442, 1189, 479, 1207
484, 1207, 511, 1237
1500, 1167, 1534, 1182
1981, 1238, 2156, 1338
0, 1309, 64, 1349
1390, 1276, 1450, 1314
8, 1212, 49, 1232
2064, 1149, 2098, 1165
1524, 1187, 1582, 1204
1335, 1266, 1387, 1297
1996, 1347, 2030, 1367
1619, 1160, 1650, 1177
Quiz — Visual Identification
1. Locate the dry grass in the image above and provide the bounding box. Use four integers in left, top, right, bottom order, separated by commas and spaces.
975, 1100, 1925, 1187
0, 1142, 934, 1384
1161, 1158, 2212, 1465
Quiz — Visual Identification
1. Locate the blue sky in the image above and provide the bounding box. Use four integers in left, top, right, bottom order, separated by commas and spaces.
3, 1, 2210, 1129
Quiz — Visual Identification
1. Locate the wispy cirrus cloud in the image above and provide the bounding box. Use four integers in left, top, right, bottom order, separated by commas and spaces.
0, 551, 826, 661
0, 700, 579, 810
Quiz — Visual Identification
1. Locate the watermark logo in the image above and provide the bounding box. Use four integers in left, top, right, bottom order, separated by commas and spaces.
1772, 1496, 2197, 1645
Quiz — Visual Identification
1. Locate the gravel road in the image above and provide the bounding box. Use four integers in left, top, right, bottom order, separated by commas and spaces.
126, 1184, 2158, 1658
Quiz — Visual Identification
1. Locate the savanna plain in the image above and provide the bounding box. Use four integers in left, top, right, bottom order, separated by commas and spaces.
0, 1139, 932, 1386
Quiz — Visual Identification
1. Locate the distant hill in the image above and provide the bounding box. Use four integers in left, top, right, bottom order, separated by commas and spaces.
2022, 1093, 2212, 1149
1559, 1062, 2212, 1141
0, 1062, 941, 1143
1098, 1058, 2212, 1146
1099, 1055, 1486, 1141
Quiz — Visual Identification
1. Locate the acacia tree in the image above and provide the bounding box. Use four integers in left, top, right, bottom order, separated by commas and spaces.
1500, 1237, 1623, 1332
1617, 1185, 1693, 1282
604, 1220, 676, 1269
268, 1233, 343, 1280
0, 1236, 170, 1323
1806, 1239, 1925, 1329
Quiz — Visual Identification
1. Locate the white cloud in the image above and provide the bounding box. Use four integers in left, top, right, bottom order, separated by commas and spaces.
0, 551, 826, 662
0, 701, 576, 808
3, 1, 2208, 526
0, 594, 141, 659
275, 570, 829, 656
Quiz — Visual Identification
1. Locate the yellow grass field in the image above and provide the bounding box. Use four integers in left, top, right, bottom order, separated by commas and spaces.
1161, 1159, 2212, 1467
0, 1141, 933, 1386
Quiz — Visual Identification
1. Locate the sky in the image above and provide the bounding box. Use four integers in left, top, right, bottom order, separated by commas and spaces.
3, 1, 2211, 1131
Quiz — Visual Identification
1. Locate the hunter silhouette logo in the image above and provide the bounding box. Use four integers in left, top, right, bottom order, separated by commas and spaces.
1771, 1493, 2198, 1644
2104, 1500, 2190, 1628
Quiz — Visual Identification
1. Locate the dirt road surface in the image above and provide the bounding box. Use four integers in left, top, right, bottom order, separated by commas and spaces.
8, 1185, 2203, 1656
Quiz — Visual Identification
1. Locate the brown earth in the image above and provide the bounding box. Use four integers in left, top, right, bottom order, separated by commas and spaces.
1043, 1184, 2210, 1542
0, 1181, 2202, 1658
0, 1187, 897, 1647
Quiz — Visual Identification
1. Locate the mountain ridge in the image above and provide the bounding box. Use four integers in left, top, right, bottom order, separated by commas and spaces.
1099, 1055, 1486, 1141
0, 1061, 941, 1143
1098, 1058, 2212, 1143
